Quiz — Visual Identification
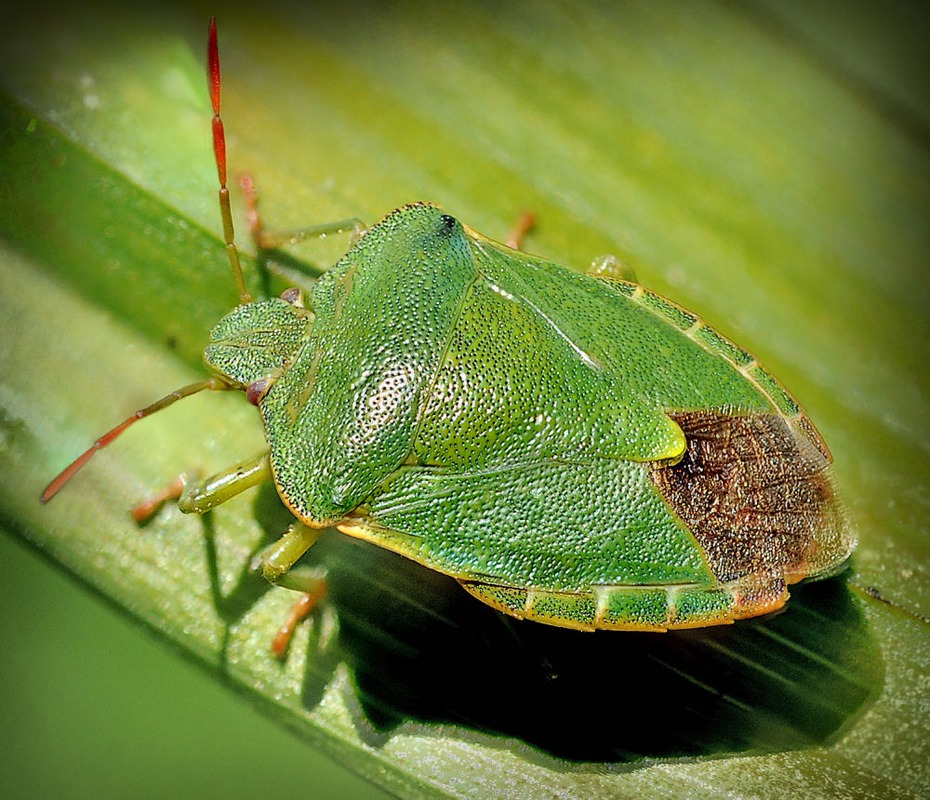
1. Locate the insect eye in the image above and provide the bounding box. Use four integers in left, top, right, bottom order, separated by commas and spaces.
246, 378, 271, 405
279, 287, 305, 307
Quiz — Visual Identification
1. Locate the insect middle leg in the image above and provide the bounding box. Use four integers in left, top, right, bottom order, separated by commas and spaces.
253, 521, 328, 658
170, 450, 326, 585
143, 450, 328, 657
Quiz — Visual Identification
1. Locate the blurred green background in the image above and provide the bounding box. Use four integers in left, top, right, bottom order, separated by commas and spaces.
1, 1, 928, 798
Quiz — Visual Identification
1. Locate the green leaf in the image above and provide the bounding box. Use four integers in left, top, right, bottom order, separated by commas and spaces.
2, 2, 927, 798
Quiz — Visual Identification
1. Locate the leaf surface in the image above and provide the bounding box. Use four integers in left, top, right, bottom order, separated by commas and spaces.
1, 2, 927, 797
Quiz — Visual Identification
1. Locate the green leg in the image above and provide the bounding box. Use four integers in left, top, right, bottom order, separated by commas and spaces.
177, 450, 323, 584
241, 173, 366, 289
254, 218, 368, 251
177, 452, 272, 514
257, 521, 324, 585
176, 450, 327, 658
139, 447, 327, 659
254, 521, 328, 659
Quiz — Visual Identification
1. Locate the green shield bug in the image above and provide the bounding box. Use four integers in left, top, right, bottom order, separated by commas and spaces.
41, 18, 855, 653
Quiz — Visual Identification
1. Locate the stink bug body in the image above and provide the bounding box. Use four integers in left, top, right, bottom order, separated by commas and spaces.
42, 20, 854, 643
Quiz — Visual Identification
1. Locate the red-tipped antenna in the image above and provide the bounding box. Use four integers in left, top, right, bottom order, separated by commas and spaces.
41, 378, 230, 503
209, 17, 252, 305
41, 20, 250, 505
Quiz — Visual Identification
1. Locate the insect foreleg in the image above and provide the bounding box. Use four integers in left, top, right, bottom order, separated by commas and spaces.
240, 173, 366, 291
245, 174, 366, 251
176, 451, 272, 514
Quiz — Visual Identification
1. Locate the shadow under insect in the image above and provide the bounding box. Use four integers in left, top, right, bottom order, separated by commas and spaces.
240, 474, 878, 766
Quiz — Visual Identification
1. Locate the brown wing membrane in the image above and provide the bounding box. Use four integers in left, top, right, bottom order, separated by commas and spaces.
651, 411, 850, 585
